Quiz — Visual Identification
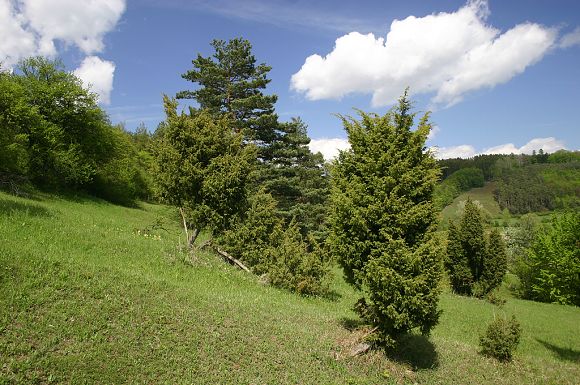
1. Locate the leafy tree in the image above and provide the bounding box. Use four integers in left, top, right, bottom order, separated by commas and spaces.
446, 198, 507, 296
154, 96, 256, 245
177, 38, 278, 152
14, 57, 114, 187
329, 91, 442, 345
516, 212, 580, 305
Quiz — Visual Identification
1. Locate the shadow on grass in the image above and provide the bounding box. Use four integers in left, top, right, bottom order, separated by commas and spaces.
0, 199, 51, 217
537, 339, 580, 363
387, 334, 439, 370
339, 316, 366, 331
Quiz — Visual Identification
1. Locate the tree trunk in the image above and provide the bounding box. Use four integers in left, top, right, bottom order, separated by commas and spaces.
188, 228, 199, 248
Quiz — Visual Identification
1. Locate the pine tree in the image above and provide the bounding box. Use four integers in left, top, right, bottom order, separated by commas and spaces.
329, 90, 442, 345
177, 38, 278, 155
259, 118, 329, 241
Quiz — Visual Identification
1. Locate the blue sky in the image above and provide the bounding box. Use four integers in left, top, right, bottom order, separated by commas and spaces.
1, 0, 579, 159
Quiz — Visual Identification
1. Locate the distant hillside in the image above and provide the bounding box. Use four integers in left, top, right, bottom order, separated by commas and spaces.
440, 182, 502, 224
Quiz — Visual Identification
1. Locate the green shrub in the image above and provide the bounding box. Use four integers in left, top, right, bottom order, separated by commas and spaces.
479, 315, 521, 362
220, 190, 329, 295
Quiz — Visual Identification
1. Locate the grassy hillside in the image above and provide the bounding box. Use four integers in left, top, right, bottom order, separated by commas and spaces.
1, 191, 579, 384
440, 182, 502, 224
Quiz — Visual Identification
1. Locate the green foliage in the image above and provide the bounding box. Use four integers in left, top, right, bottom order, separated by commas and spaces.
481, 229, 508, 294
515, 212, 580, 306
446, 221, 473, 294
0, 57, 152, 203
494, 163, 579, 214
446, 199, 507, 296
177, 38, 278, 149
258, 117, 330, 241
439, 154, 503, 181
479, 316, 521, 362
434, 167, 484, 209
329, 91, 442, 342
154, 97, 256, 237
220, 190, 329, 295
548, 149, 580, 164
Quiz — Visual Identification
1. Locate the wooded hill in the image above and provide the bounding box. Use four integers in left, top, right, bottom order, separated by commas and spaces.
436, 151, 580, 214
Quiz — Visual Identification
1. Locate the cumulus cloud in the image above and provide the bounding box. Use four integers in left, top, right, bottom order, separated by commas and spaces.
291, 0, 559, 108
308, 138, 350, 160
73, 56, 115, 105
484, 137, 566, 155
0, 0, 125, 103
432, 137, 567, 159
0, 0, 125, 67
432, 145, 477, 160
560, 27, 580, 48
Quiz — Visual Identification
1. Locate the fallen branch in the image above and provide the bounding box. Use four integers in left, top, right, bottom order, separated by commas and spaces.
214, 246, 251, 273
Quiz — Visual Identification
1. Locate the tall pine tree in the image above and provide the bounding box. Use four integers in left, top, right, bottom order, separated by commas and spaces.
177, 38, 278, 156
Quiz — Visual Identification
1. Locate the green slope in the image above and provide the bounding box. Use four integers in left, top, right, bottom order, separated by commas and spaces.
440, 182, 502, 224
1, 191, 578, 384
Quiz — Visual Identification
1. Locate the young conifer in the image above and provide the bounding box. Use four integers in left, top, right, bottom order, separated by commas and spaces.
329, 90, 442, 345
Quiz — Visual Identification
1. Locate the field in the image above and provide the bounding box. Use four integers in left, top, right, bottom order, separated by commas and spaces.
1, 190, 579, 384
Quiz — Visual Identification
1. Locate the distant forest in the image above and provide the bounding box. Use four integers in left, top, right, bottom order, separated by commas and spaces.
437, 150, 580, 214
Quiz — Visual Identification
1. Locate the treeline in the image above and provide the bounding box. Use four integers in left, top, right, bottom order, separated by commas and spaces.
438, 150, 580, 214
0, 57, 154, 205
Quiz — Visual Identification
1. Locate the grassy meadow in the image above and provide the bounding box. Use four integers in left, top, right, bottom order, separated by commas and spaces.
1, 190, 579, 384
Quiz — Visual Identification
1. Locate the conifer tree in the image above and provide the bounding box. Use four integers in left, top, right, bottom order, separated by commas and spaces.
446, 221, 473, 294
177, 38, 278, 155
482, 228, 508, 292
446, 198, 507, 296
460, 198, 487, 284
329, 90, 442, 345
154, 96, 256, 246
259, 118, 329, 241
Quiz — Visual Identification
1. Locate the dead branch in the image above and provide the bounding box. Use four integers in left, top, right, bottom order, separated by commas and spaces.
214, 246, 251, 273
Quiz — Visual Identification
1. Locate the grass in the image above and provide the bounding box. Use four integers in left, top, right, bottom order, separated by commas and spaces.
440, 182, 502, 224
1, 190, 579, 384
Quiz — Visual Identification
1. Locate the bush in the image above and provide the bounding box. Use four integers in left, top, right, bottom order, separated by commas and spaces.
479, 316, 521, 362
220, 190, 329, 295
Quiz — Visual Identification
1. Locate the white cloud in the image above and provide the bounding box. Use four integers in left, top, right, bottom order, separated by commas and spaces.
0, 1, 125, 103
0, 0, 37, 67
74, 56, 115, 105
559, 27, 580, 48
484, 137, 566, 155
433, 137, 567, 159
0, 1, 125, 68
427, 125, 440, 141
309, 138, 350, 160
20, 0, 125, 55
291, 0, 559, 108
432, 145, 477, 160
